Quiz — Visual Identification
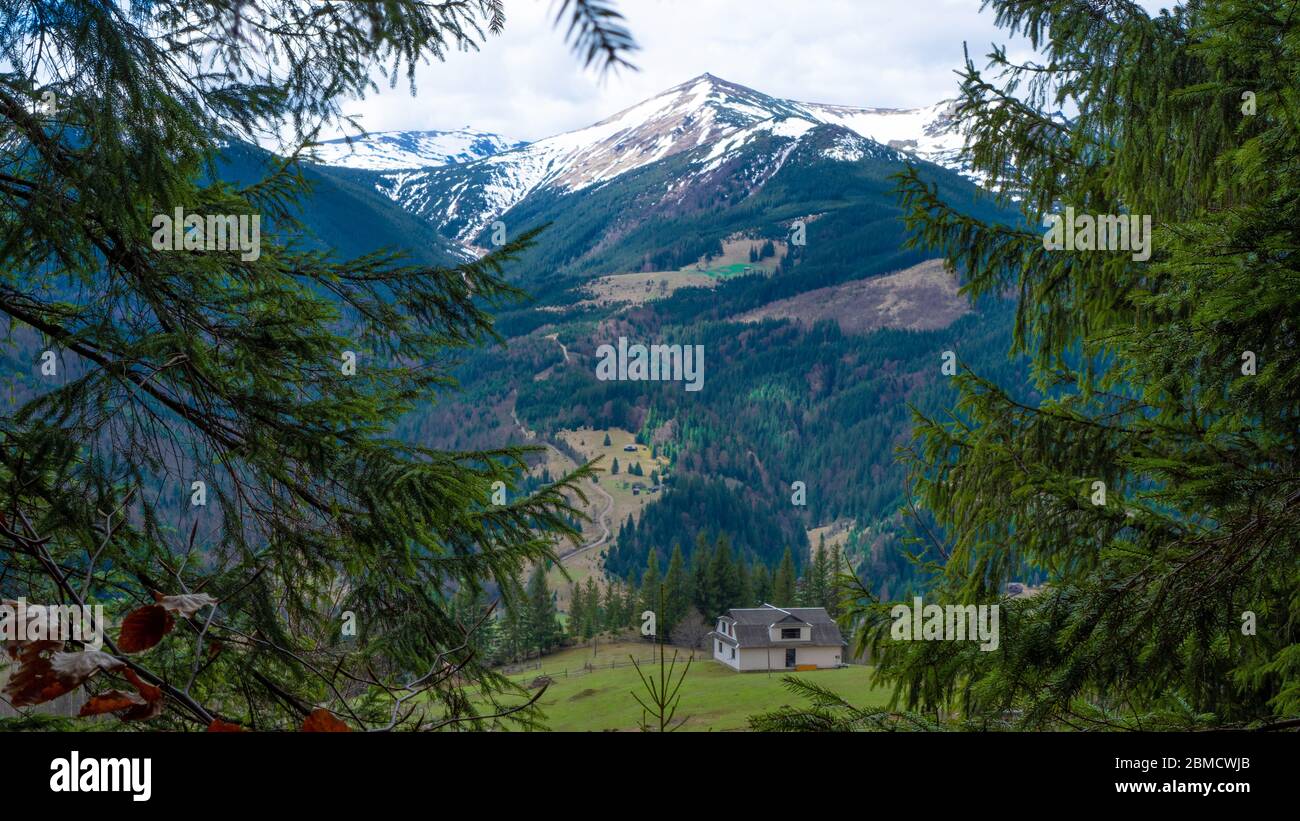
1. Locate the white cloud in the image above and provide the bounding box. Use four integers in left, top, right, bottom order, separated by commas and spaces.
319, 0, 1171, 143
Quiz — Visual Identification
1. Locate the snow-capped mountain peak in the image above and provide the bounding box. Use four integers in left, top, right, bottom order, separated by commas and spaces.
351, 74, 971, 245
538, 73, 805, 190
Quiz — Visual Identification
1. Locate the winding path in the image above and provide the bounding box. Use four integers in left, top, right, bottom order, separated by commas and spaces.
544, 333, 570, 363
560, 479, 614, 561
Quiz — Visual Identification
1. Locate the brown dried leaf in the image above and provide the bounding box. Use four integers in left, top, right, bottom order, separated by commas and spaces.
301, 708, 350, 732
119, 697, 166, 721
118, 605, 173, 653
79, 690, 146, 716
122, 668, 163, 703
207, 719, 246, 732
4, 650, 123, 707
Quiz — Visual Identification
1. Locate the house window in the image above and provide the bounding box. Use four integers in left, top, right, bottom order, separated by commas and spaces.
729, 647, 735, 659
780, 628, 801, 640
716, 640, 721, 654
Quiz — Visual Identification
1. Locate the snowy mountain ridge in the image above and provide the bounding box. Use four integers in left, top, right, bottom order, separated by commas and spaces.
319, 75, 971, 244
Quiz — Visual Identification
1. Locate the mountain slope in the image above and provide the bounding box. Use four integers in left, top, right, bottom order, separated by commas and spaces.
373, 74, 816, 243
288, 75, 1020, 593
482, 115, 998, 297
327, 75, 970, 247
215, 142, 468, 265
311, 128, 527, 171
789, 99, 967, 175
735, 258, 970, 334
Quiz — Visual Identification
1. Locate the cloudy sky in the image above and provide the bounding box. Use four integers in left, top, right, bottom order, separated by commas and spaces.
322, 0, 1171, 143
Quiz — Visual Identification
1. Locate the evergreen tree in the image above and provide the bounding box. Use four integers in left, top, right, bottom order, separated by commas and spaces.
623, 570, 640, 628
639, 548, 662, 618
706, 533, 741, 614
0, 0, 636, 729
690, 531, 712, 614
827, 0, 1300, 730
737, 557, 754, 608
582, 577, 601, 640
810, 537, 830, 609
662, 543, 690, 635
526, 565, 562, 653
611, 457, 620, 475
500, 573, 529, 663
754, 563, 774, 605
569, 582, 588, 640
601, 582, 621, 634
451, 584, 499, 663
603, 432, 612, 446
826, 545, 845, 620
773, 547, 797, 607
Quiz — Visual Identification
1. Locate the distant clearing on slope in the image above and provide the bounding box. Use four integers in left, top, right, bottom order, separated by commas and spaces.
574, 237, 784, 309
683, 237, 786, 276
579, 270, 717, 308
735, 258, 969, 334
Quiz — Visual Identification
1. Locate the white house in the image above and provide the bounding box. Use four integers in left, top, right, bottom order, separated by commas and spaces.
708, 604, 846, 672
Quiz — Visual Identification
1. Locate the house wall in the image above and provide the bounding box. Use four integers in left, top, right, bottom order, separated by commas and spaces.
734, 644, 842, 672
712, 637, 740, 670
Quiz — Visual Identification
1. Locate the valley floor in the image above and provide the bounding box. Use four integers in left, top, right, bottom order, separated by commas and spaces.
495, 641, 891, 731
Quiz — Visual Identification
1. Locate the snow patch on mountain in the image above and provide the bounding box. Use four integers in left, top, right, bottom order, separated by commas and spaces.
792, 99, 967, 174
312, 128, 526, 171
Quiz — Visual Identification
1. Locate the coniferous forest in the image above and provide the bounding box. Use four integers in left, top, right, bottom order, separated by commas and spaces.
0, 0, 1296, 801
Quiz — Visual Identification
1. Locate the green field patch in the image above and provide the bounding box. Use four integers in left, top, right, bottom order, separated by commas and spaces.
490, 642, 890, 731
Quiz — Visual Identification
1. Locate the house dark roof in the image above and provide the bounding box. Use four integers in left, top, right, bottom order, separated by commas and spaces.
711, 604, 845, 648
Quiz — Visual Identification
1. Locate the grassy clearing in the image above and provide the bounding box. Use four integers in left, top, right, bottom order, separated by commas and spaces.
580, 270, 716, 308
681, 237, 786, 278
536, 428, 670, 606
558, 426, 669, 522
497, 641, 891, 732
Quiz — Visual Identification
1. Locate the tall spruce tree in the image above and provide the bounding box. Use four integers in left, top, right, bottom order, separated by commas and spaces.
773, 547, 797, 607
763, 0, 1300, 731
703, 533, 739, 617
600, 581, 621, 634
737, 557, 754, 608
525, 565, 561, 654
639, 548, 661, 620
690, 531, 711, 614
582, 577, 601, 640
569, 581, 588, 640
0, 0, 637, 730
662, 543, 690, 635
754, 563, 774, 606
